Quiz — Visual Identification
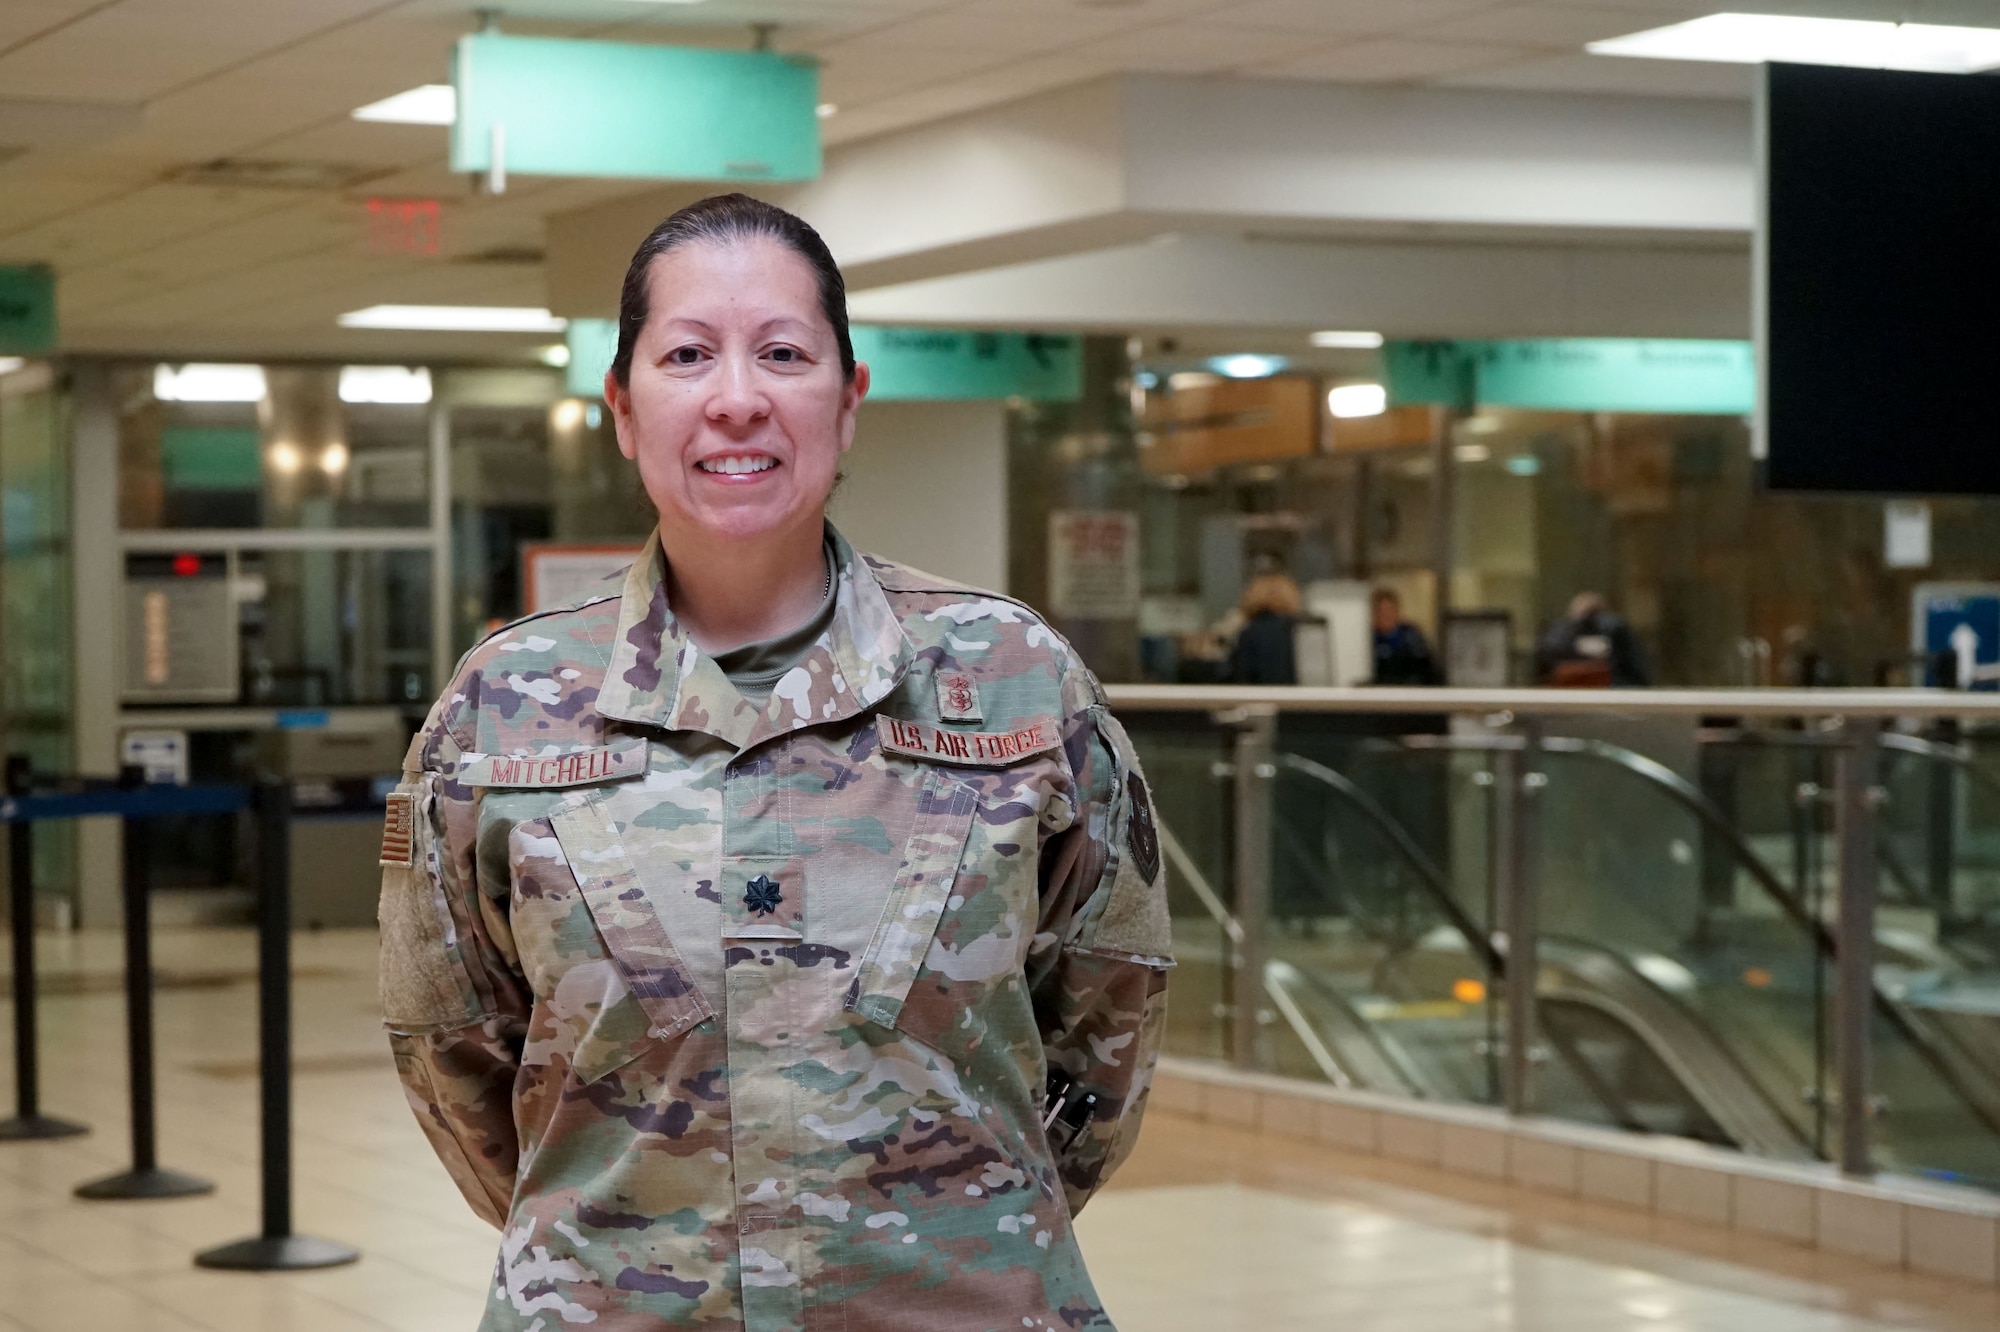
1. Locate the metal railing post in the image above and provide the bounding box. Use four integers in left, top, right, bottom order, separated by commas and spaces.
1498, 719, 1544, 1116
1834, 716, 1881, 1178
1228, 707, 1277, 1073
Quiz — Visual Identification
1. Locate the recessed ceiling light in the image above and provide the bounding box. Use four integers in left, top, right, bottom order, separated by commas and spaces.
0, 357, 25, 375
1211, 354, 1286, 379
1309, 330, 1384, 350
1327, 383, 1386, 418
321, 442, 351, 475
353, 84, 456, 125
337, 305, 568, 333
338, 365, 432, 404
1588, 14, 2000, 74
154, 363, 267, 402
1454, 443, 1491, 464
816, 103, 838, 119
538, 343, 572, 368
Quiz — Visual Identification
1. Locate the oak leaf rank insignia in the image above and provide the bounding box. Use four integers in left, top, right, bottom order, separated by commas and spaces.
743, 874, 783, 916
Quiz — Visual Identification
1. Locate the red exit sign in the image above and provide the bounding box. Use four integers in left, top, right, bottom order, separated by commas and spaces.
367, 198, 441, 255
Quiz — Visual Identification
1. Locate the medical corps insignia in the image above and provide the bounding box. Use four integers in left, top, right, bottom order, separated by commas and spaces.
936, 671, 982, 723
1125, 771, 1160, 884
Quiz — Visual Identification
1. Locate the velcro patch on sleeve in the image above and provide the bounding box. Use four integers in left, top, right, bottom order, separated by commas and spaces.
876, 715, 1061, 766
379, 792, 416, 868
458, 739, 646, 788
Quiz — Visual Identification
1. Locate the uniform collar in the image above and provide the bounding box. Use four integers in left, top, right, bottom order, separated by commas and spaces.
597, 523, 913, 750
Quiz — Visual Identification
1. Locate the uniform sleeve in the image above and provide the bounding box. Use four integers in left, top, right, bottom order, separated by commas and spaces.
377, 696, 532, 1228
1028, 685, 1174, 1217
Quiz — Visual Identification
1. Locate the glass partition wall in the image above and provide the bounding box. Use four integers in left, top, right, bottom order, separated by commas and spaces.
1119, 686, 2000, 1193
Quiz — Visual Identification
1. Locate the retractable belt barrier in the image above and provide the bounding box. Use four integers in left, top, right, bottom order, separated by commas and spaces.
1, 758, 358, 1272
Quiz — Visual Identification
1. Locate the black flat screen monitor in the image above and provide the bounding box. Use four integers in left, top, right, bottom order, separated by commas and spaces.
1761, 62, 2000, 494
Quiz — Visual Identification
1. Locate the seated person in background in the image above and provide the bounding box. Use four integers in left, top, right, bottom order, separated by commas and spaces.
1371, 588, 1442, 685
1229, 571, 1303, 684
1534, 591, 1651, 687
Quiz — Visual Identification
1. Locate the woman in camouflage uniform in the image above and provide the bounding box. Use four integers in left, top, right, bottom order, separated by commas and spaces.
378, 195, 1173, 1331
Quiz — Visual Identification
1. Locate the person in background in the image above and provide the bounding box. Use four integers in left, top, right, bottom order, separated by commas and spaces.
1370, 588, 1442, 686
1229, 571, 1302, 684
1535, 590, 1651, 687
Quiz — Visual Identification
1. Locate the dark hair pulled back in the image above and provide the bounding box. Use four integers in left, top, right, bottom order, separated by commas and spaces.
609, 193, 854, 387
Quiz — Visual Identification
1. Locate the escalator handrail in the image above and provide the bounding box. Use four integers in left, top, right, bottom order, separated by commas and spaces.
1274, 751, 1504, 976
1372, 731, 2000, 1144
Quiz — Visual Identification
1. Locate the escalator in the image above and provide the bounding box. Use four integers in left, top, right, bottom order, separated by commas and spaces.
1157, 729, 2000, 1185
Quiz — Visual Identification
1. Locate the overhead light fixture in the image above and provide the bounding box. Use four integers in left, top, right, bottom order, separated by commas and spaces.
1454, 443, 1492, 464
1588, 14, 2000, 74
353, 84, 457, 125
153, 364, 267, 403
1309, 330, 1384, 350
1168, 371, 1219, 391
1327, 383, 1386, 418
320, 442, 351, 476
816, 103, 838, 119
267, 440, 303, 475
338, 365, 432, 404
1211, 354, 1286, 379
0, 357, 24, 375
539, 343, 571, 368
551, 399, 587, 431
337, 305, 568, 333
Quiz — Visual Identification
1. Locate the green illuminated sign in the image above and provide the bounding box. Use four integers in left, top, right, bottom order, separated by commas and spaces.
852, 328, 1080, 402
452, 34, 821, 183
565, 321, 1080, 403
1386, 339, 1754, 415
161, 426, 262, 490
0, 265, 56, 354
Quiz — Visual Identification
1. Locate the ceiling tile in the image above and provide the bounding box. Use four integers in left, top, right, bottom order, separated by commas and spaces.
1067, 22, 1333, 74
1417, 4, 1697, 48
1441, 50, 1758, 99
1215, 0, 1495, 36
1257, 39, 1534, 83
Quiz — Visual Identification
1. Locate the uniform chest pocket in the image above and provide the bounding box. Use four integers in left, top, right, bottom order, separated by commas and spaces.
845, 768, 1042, 1054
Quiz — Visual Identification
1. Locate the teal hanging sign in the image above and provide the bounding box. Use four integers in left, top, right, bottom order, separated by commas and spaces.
451, 34, 821, 183
565, 321, 1081, 403
1385, 339, 1754, 415
566, 318, 619, 397
851, 328, 1080, 403
0, 265, 56, 354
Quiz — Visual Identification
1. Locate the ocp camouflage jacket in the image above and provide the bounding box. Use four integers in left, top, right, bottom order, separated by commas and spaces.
378, 525, 1173, 1332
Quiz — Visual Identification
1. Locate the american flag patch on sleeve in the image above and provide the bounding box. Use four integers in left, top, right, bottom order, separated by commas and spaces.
379, 792, 416, 868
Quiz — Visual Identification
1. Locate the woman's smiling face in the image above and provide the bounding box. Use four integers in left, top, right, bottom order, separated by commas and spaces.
608, 236, 866, 547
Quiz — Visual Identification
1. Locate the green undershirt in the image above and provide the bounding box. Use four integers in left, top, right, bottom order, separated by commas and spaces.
713, 543, 838, 708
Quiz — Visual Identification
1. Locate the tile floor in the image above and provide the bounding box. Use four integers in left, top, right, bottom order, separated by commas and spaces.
2, 927, 1998, 1331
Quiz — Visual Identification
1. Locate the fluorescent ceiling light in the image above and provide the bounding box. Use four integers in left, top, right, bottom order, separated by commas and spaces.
339, 365, 432, 404
353, 84, 457, 125
1327, 383, 1386, 418
338, 305, 568, 333
1211, 354, 1286, 379
154, 363, 267, 402
0, 357, 25, 375
1588, 14, 2000, 74
1309, 330, 1383, 350
539, 344, 571, 368
1454, 443, 1491, 464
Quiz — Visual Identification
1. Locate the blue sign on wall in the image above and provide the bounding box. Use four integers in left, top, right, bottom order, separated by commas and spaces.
1915, 583, 2000, 690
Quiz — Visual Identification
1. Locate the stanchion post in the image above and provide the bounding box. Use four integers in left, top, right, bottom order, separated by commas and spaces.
0, 754, 88, 1142
76, 770, 214, 1199
195, 778, 357, 1270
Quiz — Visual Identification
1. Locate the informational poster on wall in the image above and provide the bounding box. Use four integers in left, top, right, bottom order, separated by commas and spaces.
1047, 511, 1139, 619
522, 543, 644, 613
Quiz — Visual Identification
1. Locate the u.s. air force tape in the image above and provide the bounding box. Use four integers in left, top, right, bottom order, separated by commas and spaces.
875, 715, 1061, 766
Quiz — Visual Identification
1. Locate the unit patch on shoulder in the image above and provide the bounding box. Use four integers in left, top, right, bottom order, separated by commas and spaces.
876, 715, 1060, 767
379, 792, 416, 868
936, 671, 983, 723
1125, 771, 1161, 884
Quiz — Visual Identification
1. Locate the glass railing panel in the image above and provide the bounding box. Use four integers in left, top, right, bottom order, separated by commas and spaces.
1532, 732, 1831, 1160
1270, 721, 1503, 1107
1122, 711, 1234, 1064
